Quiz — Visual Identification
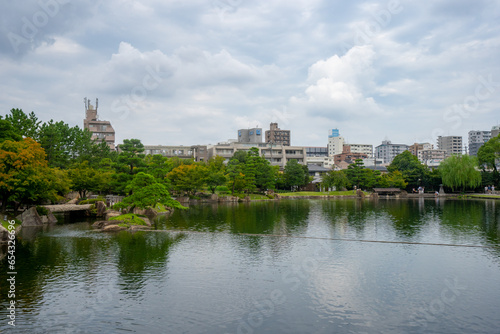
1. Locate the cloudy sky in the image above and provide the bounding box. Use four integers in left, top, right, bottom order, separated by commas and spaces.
1, 0, 499, 149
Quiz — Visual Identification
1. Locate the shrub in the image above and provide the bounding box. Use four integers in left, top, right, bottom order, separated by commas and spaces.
36, 206, 49, 216
78, 196, 105, 205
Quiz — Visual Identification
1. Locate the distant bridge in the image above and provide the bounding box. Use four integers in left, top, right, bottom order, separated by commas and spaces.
44, 204, 92, 213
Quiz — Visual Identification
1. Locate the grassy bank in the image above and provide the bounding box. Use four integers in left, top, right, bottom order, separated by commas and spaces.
278, 190, 362, 197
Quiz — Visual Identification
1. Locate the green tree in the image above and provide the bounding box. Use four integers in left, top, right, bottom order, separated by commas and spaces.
439, 155, 482, 192
117, 172, 185, 210
116, 139, 146, 174
0, 138, 54, 212
388, 151, 427, 189
167, 164, 207, 196
321, 170, 349, 191
205, 156, 227, 194
68, 161, 101, 198
5, 108, 41, 139
477, 134, 500, 185
284, 159, 307, 190
346, 159, 366, 188
376, 171, 408, 189
226, 159, 247, 195
0, 117, 22, 142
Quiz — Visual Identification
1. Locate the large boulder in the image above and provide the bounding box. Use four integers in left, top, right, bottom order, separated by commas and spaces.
0, 225, 10, 244
95, 201, 107, 217
19, 207, 43, 227
132, 207, 147, 215
356, 189, 366, 198
102, 225, 127, 232
92, 220, 124, 229
40, 211, 58, 224
145, 207, 157, 219
105, 210, 122, 220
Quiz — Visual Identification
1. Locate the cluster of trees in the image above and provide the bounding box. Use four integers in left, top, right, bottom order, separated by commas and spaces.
0, 109, 312, 213
322, 138, 500, 193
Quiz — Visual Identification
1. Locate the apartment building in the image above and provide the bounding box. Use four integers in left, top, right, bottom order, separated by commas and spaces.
468, 130, 491, 156
375, 140, 409, 163
208, 142, 306, 169
83, 98, 115, 150
328, 129, 344, 156
437, 136, 462, 157
265, 122, 291, 146
143, 145, 208, 162
237, 128, 262, 144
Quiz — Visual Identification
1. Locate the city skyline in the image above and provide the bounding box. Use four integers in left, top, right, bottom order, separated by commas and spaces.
1, 1, 499, 148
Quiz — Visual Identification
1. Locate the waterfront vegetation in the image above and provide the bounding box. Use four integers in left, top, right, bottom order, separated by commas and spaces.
1, 108, 500, 216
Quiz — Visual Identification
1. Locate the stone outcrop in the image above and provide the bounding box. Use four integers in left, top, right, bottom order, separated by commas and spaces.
105, 210, 122, 220
356, 189, 366, 198
92, 220, 124, 229
40, 211, 58, 224
96, 201, 107, 217
19, 207, 43, 227
103, 225, 127, 232
0, 225, 10, 244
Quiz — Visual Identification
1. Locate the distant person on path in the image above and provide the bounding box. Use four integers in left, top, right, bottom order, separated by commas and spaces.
485, 186, 488, 193
493, 185, 496, 194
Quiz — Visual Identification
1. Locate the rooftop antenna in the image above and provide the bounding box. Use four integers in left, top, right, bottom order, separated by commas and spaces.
95, 98, 99, 120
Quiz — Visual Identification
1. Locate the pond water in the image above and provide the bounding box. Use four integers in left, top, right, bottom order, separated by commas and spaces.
1, 198, 500, 333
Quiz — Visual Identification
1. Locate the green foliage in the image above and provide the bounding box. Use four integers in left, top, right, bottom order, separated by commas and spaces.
226, 158, 247, 195
377, 171, 408, 189
109, 213, 148, 226
36, 205, 49, 216
167, 164, 208, 195
120, 172, 186, 210
284, 159, 308, 190
78, 196, 105, 205
477, 134, 500, 185
388, 151, 427, 189
68, 161, 101, 199
205, 156, 227, 194
116, 139, 146, 174
5, 108, 41, 139
0, 138, 58, 212
439, 155, 482, 191
0, 118, 22, 142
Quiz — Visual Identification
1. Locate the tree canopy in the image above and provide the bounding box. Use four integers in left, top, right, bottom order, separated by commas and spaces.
439, 155, 481, 191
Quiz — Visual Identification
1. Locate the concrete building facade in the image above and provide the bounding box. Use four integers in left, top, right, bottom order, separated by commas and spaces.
238, 128, 262, 144
437, 136, 462, 157
409, 142, 433, 161
345, 143, 373, 158
491, 125, 499, 138
265, 122, 291, 146
333, 145, 368, 165
83, 98, 115, 150
468, 130, 491, 156
420, 149, 446, 166
208, 142, 306, 169
375, 140, 409, 163
143, 145, 208, 162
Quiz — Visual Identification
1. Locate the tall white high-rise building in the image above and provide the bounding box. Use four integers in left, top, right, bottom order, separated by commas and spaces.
327, 129, 344, 157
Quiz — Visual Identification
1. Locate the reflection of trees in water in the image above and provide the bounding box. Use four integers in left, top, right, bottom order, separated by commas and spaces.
162, 201, 311, 258
321, 199, 433, 239
162, 201, 310, 235
0, 229, 185, 310
380, 200, 431, 238
321, 199, 379, 238
439, 200, 500, 247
